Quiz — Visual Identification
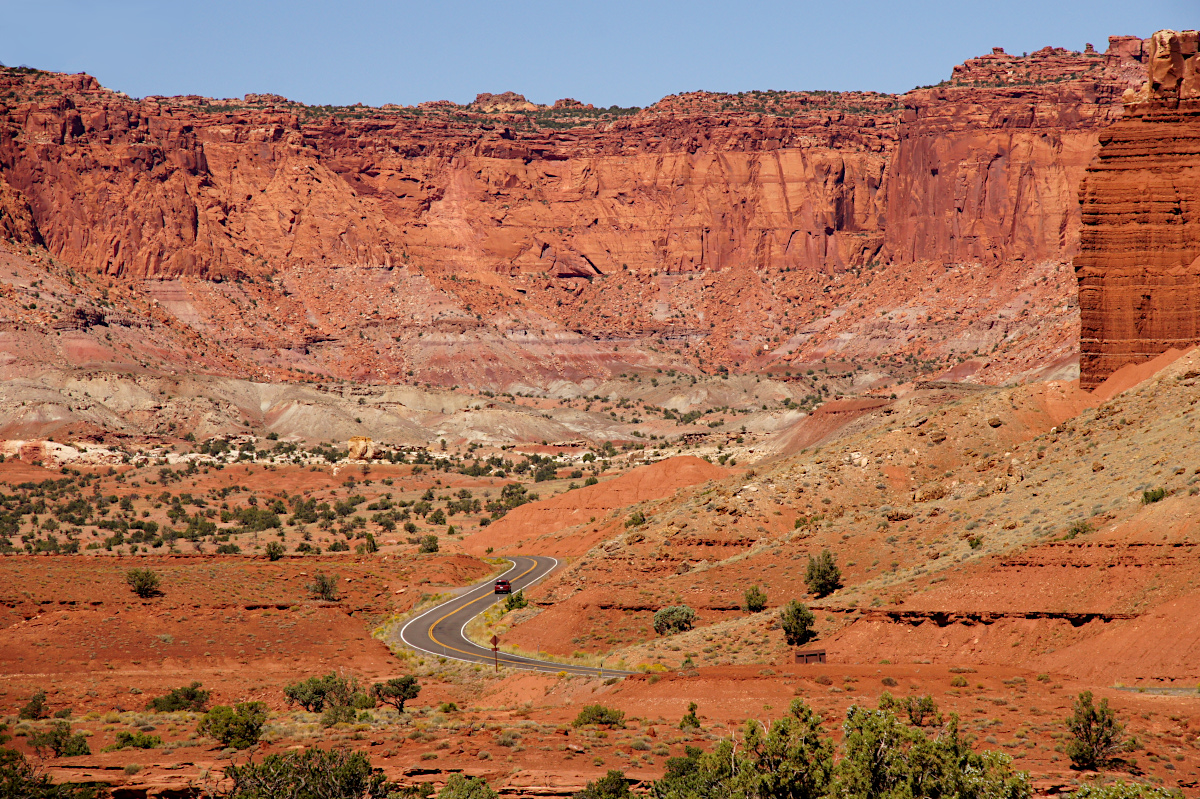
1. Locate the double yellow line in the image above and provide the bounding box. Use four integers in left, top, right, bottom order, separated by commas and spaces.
424, 558, 605, 675
426, 558, 539, 664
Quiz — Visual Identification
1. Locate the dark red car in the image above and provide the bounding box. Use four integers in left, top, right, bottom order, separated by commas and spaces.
494, 579, 512, 594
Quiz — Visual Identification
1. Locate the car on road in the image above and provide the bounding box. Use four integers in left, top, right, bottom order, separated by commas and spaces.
494, 579, 512, 594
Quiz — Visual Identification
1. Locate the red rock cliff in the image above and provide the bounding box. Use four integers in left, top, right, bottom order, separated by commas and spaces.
1076, 30, 1200, 388
0, 40, 1150, 386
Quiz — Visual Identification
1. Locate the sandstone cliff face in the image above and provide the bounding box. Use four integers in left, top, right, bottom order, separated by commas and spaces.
0, 41, 1149, 387
884, 42, 1143, 266
1076, 30, 1200, 388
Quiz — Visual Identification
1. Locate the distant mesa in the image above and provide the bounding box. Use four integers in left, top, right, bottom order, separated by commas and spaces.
470, 92, 540, 113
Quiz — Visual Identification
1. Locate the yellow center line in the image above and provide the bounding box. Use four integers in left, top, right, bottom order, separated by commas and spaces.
424, 558, 604, 674
426, 558, 540, 660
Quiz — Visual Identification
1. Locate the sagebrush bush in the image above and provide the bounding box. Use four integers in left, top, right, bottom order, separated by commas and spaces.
125, 568, 161, 598
653, 605, 696, 635
573, 705, 626, 728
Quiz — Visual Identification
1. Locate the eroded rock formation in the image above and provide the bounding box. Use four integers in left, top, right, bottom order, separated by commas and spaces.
1076, 30, 1200, 388
0, 39, 1150, 386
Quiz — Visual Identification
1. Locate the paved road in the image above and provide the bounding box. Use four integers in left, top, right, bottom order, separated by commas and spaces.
398, 555, 633, 677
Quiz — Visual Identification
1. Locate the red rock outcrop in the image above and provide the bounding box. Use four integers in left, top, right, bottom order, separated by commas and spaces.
0, 39, 1150, 386
1076, 30, 1200, 388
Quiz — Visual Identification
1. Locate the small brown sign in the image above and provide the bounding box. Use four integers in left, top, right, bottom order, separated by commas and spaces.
490, 634, 500, 647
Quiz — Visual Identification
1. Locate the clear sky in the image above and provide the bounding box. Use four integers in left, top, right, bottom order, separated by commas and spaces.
3, 1, 1190, 108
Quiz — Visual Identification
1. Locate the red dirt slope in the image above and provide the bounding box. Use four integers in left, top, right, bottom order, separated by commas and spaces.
460, 456, 728, 557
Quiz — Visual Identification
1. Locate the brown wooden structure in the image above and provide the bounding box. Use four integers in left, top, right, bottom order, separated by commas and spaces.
793, 648, 826, 664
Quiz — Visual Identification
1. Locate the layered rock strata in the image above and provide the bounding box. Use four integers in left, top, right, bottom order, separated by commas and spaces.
0, 40, 1149, 384
1076, 30, 1200, 388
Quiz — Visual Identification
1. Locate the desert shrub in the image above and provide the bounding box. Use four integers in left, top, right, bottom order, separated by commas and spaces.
265, 541, 285, 561
1067, 520, 1094, 538
654, 699, 835, 799
624, 510, 646, 528
372, 676, 421, 712
835, 700, 1028, 799
438, 702, 459, 713
321, 705, 356, 728
1066, 690, 1125, 770
780, 600, 816, 646
307, 572, 339, 601
197, 702, 268, 749
504, 590, 528, 611
573, 770, 635, 799
125, 568, 161, 598
418, 535, 439, 554
438, 773, 497, 799
215, 543, 241, 555
653, 605, 696, 635
679, 702, 701, 730
1141, 487, 1167, 504
29, 722, 90, 757
743, 584, 767, 613
285, 673, 370, 713
573, 705, 626, 728
222, 747, 403, 799
903, 694, 941, 727
0, 739, 99, 797
18, 691, 48, 720
805, 550, 842, 597
149, 681, 210, 712
104, 730, 161, 751
881, 676, 898, 687
950, 676, 968, 688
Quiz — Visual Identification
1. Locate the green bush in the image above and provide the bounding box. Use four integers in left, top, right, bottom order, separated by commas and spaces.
149, 681, 210, 712
743, 584, 768, 613
1141, 488, 1167, 505
805, 549, 842, 597
285, 672, 373, 718
679, 702, 701, 730
624, 510, 646, 528
104, 730, 161, 751
0, 739, 98, 797
197, 702, 268, 749
223, 747, 404, 799
438, 773, 498, 799
780, 600, 816, 646
573, 770, 635, 799
307, 572, 339, 601
29, 722, 90, 757
572, 705, 626, 728
125, 568, 161, 598
372, 676, 421, 712
653, 605, 696, 635
321, 705, 356, 728
265, 541, 285, 561
418, 535, 439, 554
1066, 690, 1125, 770
18, 691, 48, 720
504, 590, 528, 612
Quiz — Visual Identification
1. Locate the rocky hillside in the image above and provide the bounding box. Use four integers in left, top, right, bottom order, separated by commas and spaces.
0, 38, 1148, 388
1077, 29, 1200, 388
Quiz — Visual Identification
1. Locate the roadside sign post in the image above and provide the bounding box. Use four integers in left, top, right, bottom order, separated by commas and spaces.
490, 634, 500, 672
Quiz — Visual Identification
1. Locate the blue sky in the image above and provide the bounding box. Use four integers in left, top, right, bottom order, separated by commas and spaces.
3, 1, 1189, 107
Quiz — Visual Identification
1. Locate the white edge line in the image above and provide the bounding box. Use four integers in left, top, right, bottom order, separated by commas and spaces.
398, 556, 630, 676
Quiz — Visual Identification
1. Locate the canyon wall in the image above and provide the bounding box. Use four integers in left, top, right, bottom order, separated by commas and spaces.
0, 40, 1149, 386
1076, 30, 1200, 388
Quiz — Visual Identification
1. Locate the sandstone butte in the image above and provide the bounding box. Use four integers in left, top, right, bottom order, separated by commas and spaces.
0, 38, 1152, 387
1076, 29, 1200, 388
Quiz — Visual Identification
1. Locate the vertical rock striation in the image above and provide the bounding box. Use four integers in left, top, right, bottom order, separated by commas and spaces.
1076, 30, 1200, 388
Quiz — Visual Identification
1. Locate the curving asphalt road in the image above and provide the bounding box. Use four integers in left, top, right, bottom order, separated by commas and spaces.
398, 556, 633, 677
